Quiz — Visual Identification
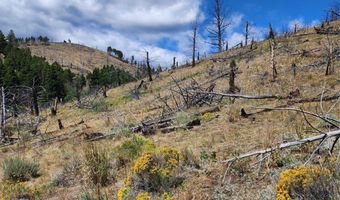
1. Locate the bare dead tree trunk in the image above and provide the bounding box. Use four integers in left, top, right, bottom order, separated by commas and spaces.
57, 119, 63, 130
270, 39, 278, 80
51, 97, 58, 116
31, 87, 39, 116
172, 57, 176, 69
229, 60, 236, 93
225, 41, 228, 51
325, 36, 334, 75
207, 0, 230, 52
146, 51, 152, 81
245, 21, 250, 46
192, 19, 198, 68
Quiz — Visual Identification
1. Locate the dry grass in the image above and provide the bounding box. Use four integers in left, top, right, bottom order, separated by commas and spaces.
1, 21, 339, 199
20, 42, 136, 74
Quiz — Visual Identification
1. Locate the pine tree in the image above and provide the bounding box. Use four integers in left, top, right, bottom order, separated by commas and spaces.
0, 30, 7, 53
6, 30, 16, 46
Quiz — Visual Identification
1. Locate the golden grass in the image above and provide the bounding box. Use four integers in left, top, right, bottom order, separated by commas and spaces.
1, 20, 339, 199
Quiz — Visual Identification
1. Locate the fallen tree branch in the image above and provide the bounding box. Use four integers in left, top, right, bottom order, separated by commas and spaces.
221, 129, 340, 164
191, 91, 286, 100
251, 107, 339, 128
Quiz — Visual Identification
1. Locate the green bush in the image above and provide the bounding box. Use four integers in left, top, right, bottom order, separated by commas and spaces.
172, 111, 196, 126
114, 135, 154, 167
83, 144, 111, 187
2, 157, 40, 182
91, 99, 110, 112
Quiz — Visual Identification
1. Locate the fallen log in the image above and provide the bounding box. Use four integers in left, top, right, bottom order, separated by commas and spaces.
191, 91, 286, 100
221, 129, 340, 164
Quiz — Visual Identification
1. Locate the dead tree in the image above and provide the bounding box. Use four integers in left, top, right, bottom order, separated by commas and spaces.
192, 19, 198, 67
207, 0, 230, 52
250, 38, 255, 50
228, 60, 237, 93
57, 119, 63, 130
146, 51, 152, 82
244, 21, 250, 46
172, 57, 176, 69
269, 24, 278, 80
324, 36, 335, 76
51, 98, 58, 116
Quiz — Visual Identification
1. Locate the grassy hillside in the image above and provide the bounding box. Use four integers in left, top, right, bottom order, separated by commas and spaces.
0, 21, 339, 199
20, 42, 136, 74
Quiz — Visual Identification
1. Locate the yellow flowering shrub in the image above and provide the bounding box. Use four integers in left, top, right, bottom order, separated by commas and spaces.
136, 192, 151, 200
162, 192, 172, 200
114, 135, 155, 166
130, 147, 182, 192
276, 166, 331, 200
117, 187, 130, 200
201, 112, 215, 122
0, 181, 42, 200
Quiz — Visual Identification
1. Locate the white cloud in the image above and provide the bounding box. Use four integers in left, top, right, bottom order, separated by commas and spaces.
0, 0, 203, 67
288, 18, 305, 31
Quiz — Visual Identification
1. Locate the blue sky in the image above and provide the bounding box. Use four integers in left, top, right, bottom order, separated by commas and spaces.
0, 0, 337, 67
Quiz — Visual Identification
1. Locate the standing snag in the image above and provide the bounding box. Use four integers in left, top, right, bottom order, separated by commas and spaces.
207, 0, 230, 52
192, 18, 198, 68
268, 24, 278, 80
146, 51, 152, 82
228, 60, 238, 93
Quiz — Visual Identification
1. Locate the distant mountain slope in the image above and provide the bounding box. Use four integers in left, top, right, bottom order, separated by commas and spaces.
20, 42, 136, 75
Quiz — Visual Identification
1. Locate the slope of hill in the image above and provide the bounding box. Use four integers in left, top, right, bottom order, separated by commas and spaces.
20, 42, 136, 74
0, 21, 339, 199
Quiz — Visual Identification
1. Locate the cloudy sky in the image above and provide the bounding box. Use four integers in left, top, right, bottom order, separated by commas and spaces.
0, 0, 336, 67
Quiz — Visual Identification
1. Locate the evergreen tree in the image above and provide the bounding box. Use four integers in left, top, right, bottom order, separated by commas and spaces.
0, 30, 7, 53
73, 74, 86, 104
6, 30, 16, 46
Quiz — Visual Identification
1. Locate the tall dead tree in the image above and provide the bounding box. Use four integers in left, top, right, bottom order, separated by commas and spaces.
192, 19, 198, 67
146, 51, 152, 82
207, 0, 230, 52
325, 36, 335, 75
228, 60, 237, 93
269, 24, 278, 80
172, 57, 176, 69
244, 21, 250, 46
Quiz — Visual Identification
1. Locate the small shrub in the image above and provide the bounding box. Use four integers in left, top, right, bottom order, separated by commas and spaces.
51, 156, 82, 187
83, 144, 111, 187
181, 147, 200, 169
117, 187, 132, 200
111, 124, 134, 138
0, 181, 43, 199
136, 192, 151, 200
276, 165, 332, 200
230, 160, 250, 177
2, 157, 40, 182
130, 147, 182, 192
114, 135, 155, 167
172, 111, 196, 126
91, 99, 110, 112
201, 112, 215, 122
199, 150, 216, 162
80, 189, 109, 200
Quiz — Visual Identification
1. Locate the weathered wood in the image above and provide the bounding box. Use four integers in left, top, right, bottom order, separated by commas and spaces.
222, 129, 340, 163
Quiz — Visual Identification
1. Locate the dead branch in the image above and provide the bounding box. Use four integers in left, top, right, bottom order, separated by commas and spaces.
251, 106, 339, 128
191, 91, 286, 100
222, 129, 340, 164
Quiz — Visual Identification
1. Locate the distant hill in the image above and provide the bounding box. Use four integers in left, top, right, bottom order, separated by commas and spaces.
20, 42, 136, 75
